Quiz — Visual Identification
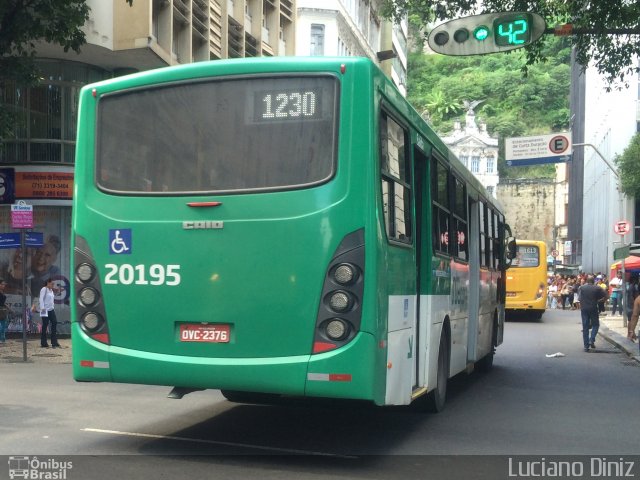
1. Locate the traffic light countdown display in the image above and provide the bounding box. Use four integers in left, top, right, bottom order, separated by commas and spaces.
428, 12, 546, 56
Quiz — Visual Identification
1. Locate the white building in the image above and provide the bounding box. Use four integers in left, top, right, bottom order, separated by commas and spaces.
295, 0, 408, 95
579, 64, 638, 274
441, 108, 499, 197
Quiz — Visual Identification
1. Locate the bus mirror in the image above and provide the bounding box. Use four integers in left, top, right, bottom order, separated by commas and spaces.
507, 239, 517, 260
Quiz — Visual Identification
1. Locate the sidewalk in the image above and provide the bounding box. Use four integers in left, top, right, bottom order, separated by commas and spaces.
598, 314, 640, 363
1, 317, 638, 365
0, 334, 72, 364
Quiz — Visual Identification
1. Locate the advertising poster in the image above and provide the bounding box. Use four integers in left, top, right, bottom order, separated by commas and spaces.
0, 206, 71, 334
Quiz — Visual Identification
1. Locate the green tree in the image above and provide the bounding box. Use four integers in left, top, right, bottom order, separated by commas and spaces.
615, 133, 640, 198
408, 36, 571, 179
420, 89, 463, 122
0, 0, 90, 139
381, 0, 640, 87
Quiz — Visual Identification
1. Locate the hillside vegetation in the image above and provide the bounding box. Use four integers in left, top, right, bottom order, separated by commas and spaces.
407, 38, 571, 179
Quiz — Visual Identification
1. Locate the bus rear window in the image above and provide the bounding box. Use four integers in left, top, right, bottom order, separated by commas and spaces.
513, 245, 540, 267
96, 76, 338, 194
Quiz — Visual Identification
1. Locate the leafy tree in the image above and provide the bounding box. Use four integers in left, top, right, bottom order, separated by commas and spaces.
615, 133, 640, 198
0, 0, 90, 139
408, 36, 571, 179
420, 89, 462, 122
381, 0, 640, 87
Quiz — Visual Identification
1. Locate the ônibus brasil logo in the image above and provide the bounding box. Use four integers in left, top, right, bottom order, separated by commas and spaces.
7, 456, 73, 480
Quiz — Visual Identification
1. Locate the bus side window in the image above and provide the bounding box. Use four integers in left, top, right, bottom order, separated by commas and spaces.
452, 175, 468, 261
431, 158, 450, 255
479, 202, 487, 267
379, 111, 412, 244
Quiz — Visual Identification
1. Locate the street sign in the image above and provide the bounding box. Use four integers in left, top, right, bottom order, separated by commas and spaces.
614, 245, 630, 261
0, 232, 44, 249
10, 200, 33, 229
564, 240, 572, 256
505, 132, 572, 166
551, 249, 559, 257
614, 220, 631, 235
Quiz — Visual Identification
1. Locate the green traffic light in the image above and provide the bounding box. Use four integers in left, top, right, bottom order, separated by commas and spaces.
474, 25, 490, 41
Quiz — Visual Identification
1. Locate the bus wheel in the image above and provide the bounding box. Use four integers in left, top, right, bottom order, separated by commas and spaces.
476, 317, 497, 373
423, 331, 449, 413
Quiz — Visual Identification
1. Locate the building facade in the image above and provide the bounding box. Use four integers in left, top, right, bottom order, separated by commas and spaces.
0, 0, 297, 334
569, 54, 639, 273
295, 0, 408, 95
441, 108, 499, 198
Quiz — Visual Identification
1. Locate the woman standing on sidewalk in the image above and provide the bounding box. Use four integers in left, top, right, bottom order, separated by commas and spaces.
39, 278, 61, 348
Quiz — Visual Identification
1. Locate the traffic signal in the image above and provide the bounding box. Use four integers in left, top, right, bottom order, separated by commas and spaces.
428, 12, 546, 56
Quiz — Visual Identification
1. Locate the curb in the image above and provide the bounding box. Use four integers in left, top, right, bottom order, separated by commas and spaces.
598, 323, 640, 363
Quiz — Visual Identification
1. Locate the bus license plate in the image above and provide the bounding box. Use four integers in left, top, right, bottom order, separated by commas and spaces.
180, 324, 230, 343
506, 292, 517, 297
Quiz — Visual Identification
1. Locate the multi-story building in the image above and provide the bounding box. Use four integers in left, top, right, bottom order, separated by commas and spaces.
0, 0, 296, 334
295, 0, 408, 95
568, 55, 638, 273
441, 108, 499, 197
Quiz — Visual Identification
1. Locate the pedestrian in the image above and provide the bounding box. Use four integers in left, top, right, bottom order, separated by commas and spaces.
595, 275, 608, 314
578, 275, 608, 352
625, 275, 639, 320
39, 278, 60, 348
609, 271, 623, 315
0, 279, 8, 344
560, 280, 572, 310
548, 280, 558, 309
629, 288, 640, 342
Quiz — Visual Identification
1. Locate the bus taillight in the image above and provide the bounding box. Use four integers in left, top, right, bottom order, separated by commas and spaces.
312, 229, 365, 354
74, 235, 110, 344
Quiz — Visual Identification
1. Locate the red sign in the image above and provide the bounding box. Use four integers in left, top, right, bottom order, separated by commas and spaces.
614, 221, 631, 235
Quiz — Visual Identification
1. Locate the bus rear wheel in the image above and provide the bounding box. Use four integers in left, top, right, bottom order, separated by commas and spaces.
422, 331, 449, 413
476, 318, 496, 373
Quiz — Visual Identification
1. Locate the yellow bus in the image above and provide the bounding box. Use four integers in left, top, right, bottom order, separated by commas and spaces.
505, 240, 547, 320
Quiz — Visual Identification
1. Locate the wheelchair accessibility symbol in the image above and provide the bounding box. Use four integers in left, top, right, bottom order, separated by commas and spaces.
109, 229, 132, 255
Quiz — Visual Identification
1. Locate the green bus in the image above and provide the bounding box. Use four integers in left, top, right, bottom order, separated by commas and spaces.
72, 56, 513, 411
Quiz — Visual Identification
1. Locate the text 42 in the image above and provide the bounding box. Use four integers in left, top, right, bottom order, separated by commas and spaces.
104, 264, 181, 286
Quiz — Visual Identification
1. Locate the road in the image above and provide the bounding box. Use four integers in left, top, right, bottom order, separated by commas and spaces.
1, 308, 639, 480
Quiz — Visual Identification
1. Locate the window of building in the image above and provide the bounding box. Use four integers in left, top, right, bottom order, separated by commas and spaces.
459, 155, 469, 168
310, 24, 325, 56
0, 60, 108, 164
471, 156, 480, 173
380, 111, 411, 244
486, 157, 494, 173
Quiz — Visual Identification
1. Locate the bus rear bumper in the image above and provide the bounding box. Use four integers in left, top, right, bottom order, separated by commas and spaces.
72, 327, 378, 401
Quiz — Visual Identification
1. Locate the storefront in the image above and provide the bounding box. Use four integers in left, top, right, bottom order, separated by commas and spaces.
1, 60, 109, 335
0, 166, 72, 333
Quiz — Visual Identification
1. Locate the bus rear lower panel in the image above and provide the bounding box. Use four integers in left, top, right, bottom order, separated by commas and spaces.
73, 327, 379, 402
